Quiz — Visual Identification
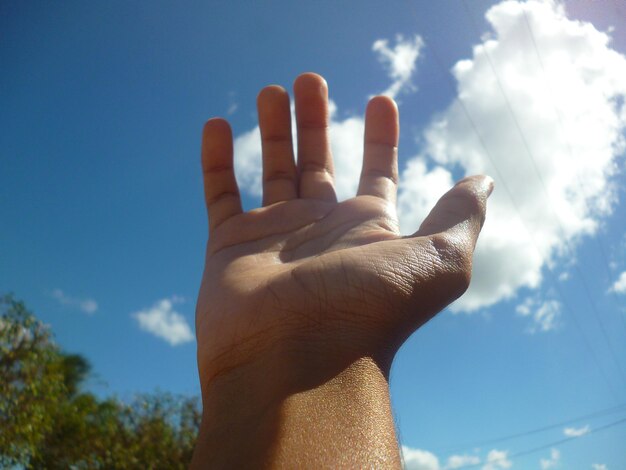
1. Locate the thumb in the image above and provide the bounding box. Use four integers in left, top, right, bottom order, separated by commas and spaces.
414, 175, 493, 246
396, 175, 493, 320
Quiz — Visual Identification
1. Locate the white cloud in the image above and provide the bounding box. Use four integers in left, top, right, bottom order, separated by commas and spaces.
591, 464, 608, 470
398, 0, 626, 312
329, 107, 367, 201
232, 125, 263, 197
482, 449, 512, 470
446, 454, 481, 469
608, 271, 626, 294
397, 158, 456, 233
227, 90, 238, 115
540, 448, 560, 469
227, 102, 238, 115
51, 288, 98, 314
401, 446, 512, 470
402, 446, 440, 470
563, 424, 590, 437
132, 297, 194, 346
372, 34, 424, 99
516, 297, 561, 333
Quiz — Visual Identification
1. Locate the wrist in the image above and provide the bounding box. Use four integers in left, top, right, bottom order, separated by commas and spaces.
192, 350, 288, 469
197, 326, 397, 403
192, 350, 401, 469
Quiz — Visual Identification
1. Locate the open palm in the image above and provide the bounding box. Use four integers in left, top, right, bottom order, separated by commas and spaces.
196, 73, 492, 394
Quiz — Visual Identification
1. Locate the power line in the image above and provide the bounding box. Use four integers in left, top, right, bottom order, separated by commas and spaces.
437, 402, 626, 454
454, 415, 626, 469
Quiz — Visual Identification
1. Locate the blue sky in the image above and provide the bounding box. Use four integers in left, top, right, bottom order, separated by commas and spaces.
1, 0, 626, 468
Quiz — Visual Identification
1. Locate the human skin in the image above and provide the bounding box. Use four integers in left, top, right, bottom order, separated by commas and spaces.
190, 73, 492, 469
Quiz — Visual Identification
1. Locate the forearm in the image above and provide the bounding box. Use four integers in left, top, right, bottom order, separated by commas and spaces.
190, 356, 402, 469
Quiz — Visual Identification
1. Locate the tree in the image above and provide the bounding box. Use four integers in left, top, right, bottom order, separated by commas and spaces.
0, 294, 66, 466
0, 294, 201, 469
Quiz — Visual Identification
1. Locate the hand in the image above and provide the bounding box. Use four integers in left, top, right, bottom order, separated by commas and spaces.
193, 72, 492, 467
197, 72, 491, 389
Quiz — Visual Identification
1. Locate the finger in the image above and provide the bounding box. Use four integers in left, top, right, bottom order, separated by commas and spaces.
357, 96, 399, 203
201, 118, 242, 231
415, 175, 494, 246
257, 85, 297, 206
294, 73, 336, 202
355, 176, 493, 331
388, 175, 493, 318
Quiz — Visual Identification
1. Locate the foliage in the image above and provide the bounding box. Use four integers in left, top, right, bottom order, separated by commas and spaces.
0, 294, 200, 469
0, 294, 66, 466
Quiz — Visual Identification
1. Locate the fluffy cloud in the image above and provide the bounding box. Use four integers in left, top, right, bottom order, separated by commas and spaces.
397, 159, 456, 233
401, 446, 512, 470
402, 446, 440, 470
227, 90, 238, 115
232, 125, 263, 197
591, 464, 607, 470
446, 454, 481, 469
608, 271, 626, 294
540, 448, 560, 469
399, 0, 626, 312
51, 288, 98, 314
563, 424, 590, 437
372, 34, 424, 99
515, 297, 561, 333
132, 297, 194, 346
482, 449, 512, 470
227, 102, 238, 115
